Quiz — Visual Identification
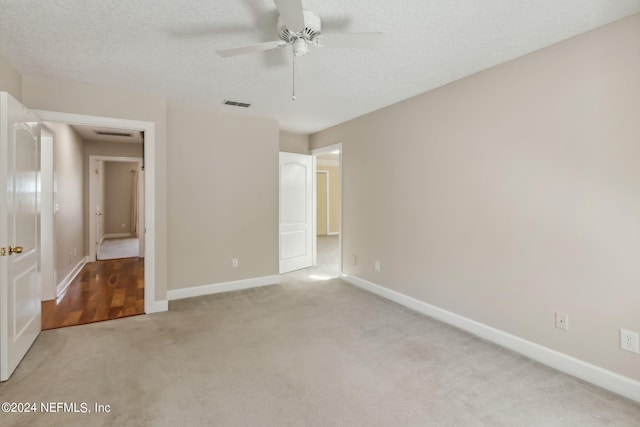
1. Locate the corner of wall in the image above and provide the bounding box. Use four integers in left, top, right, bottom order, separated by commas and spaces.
279, 130, 310, 154
0, 52, 23, 102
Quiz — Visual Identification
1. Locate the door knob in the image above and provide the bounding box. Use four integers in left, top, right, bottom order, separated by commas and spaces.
9, 246, 23, 255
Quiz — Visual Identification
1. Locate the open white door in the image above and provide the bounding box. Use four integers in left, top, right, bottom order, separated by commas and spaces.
0, 92, 42, 381
279, 152, 312, 273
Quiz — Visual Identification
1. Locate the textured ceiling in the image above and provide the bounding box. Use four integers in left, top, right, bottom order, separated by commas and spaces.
1, 1, 639, 134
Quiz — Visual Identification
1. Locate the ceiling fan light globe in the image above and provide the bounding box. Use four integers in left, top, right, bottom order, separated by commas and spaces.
293, 38, 309, 56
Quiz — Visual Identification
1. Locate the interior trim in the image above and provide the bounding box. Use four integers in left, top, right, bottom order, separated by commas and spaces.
167, 275, 281, 301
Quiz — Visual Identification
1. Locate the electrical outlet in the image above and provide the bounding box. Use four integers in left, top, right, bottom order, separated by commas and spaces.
555, 312, 568, 331
374, 261, 381, 272
232, 258, 239, 268
620, 329, 639, 353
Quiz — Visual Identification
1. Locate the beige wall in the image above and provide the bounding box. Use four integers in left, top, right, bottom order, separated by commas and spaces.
84, 140, 144, 158
0, 52, 22, 101
310, 14, 640, 381
22, 75, 169, 302
104, 161, 138, 235
83, 140, 143, 251
45, 122, 85, 287
167, 102, 279, 289
316, 165, 340, 234
279, 131, 309, 154
21, 74, 282, 301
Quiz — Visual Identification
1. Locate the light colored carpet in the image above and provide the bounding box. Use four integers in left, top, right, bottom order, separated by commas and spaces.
98, 237, 139, 260
284, 235, 340, 281
1, 265, 639, 425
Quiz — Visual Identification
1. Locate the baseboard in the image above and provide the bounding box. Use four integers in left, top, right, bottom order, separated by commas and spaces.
103, 233, 132, 239
341, 273, 640, 403
145, 300, 168, 314
327, 232, 339, 236
167, 275, 281, 301
56, 256, 88, 296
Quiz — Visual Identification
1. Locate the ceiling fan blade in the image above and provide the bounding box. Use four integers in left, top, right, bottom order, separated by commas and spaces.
273, 0, 305, 33
314, 32, 384, 49
217, 40, 287, 58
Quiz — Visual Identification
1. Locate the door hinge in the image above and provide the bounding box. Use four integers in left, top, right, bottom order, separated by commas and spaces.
0, 247, 6, 256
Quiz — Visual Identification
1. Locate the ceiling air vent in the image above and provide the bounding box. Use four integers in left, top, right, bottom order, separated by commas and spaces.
223, 100, 251, 108
94, 130, 133, 137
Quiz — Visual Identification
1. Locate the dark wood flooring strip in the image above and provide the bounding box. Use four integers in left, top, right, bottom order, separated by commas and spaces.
42, 258, 144, 330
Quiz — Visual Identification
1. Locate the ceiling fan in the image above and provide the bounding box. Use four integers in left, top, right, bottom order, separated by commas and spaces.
216, 0, 383, 99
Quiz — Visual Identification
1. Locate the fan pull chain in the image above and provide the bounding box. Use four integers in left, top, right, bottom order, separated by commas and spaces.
292, 52, 296, 101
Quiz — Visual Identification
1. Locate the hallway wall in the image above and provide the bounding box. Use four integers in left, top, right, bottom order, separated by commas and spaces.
45, 122, 85, 290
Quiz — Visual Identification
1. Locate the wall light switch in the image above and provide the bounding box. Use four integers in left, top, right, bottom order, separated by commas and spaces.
232, 258, 239, 268
374, 261, 381, 272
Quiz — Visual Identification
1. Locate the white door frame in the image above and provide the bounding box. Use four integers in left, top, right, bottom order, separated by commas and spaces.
32, 110, 163, 314
89, 156, 144, 261
40, 126, 56, 301
311, 143, 342, 273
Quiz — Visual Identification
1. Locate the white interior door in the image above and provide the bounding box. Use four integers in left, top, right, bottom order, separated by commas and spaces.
279, 152, 312, 273
0, 92, 41, 381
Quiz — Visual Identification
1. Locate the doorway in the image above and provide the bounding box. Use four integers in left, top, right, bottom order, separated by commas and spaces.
278, 144, 342, 281
90, 157, 144, 261
312, 144, 342, 279
40, 123, 147, 329
34, 110, 163, 328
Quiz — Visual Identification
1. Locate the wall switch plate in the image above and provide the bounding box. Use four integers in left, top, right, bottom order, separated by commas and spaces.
374, 261, 381, 272
555, 312, 568, 331
352, 255, 357, 265
232, 258, 239, 268
620, 329, 639, 353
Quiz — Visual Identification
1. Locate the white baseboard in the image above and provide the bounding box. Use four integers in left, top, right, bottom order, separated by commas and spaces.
145, 300, 168, 314
167, 275, 281, 301
103, 233, 132, 239
341, 273, 640, 403
56, 256, 88, 296
327, 232, 339, 236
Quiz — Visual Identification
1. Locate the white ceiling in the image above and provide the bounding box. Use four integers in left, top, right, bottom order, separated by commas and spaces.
1, 1, 639, 134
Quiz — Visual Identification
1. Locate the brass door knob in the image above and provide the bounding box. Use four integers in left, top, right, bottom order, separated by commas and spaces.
9, 246, 23, 255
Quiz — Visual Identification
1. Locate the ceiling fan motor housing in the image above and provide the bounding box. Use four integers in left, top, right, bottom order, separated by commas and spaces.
278, 9, 322, 43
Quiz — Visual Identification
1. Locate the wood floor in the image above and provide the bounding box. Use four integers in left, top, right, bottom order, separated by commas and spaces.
42, 257, 144, 330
